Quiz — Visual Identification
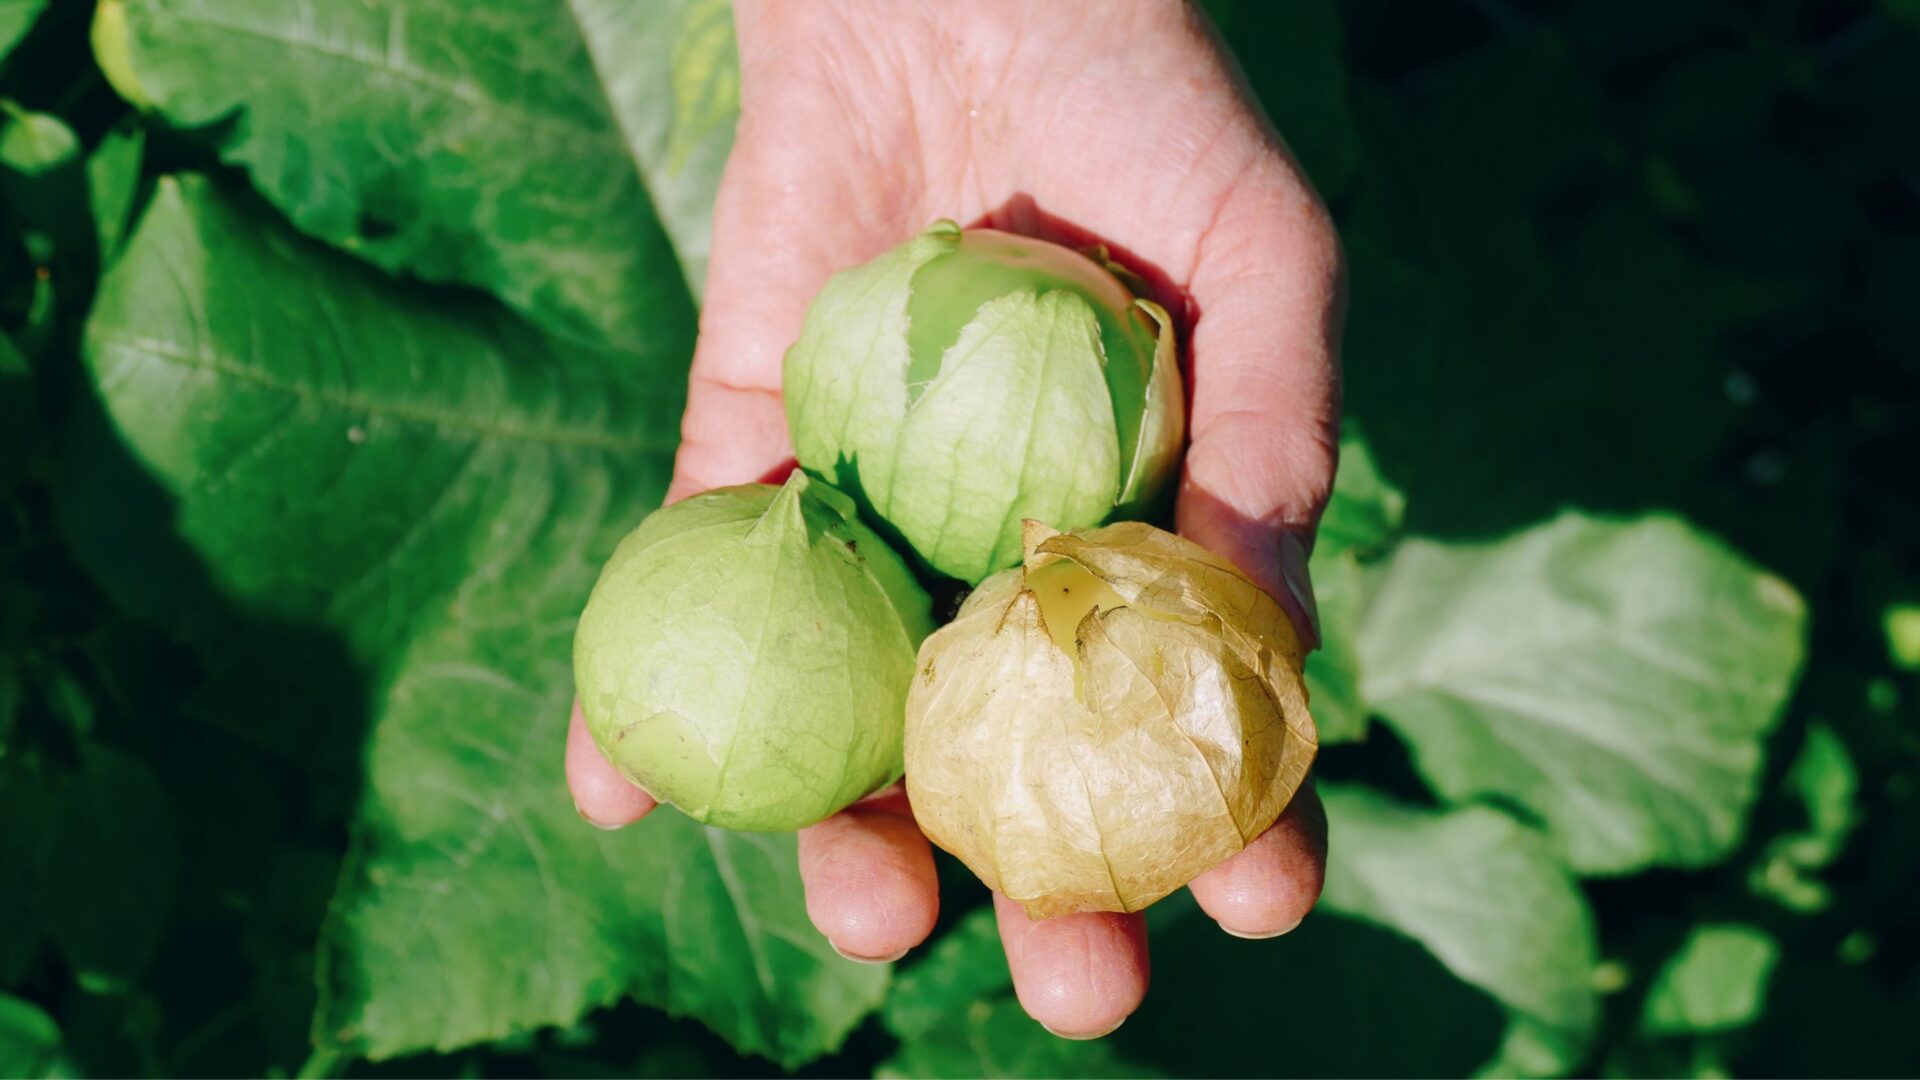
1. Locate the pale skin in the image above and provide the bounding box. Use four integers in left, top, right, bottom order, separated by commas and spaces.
567, 0, 1341, 1040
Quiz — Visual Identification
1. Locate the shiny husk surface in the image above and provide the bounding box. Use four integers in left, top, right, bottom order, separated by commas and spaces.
573, 471, 933, 831
904, 520, 1317, 917
783, 220, 1184, 584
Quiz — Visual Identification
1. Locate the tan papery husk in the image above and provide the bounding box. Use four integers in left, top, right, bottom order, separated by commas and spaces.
905, 521, 1317, 918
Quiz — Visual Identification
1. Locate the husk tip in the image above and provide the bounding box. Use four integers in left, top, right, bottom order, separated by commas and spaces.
1020, 519, 1062, 566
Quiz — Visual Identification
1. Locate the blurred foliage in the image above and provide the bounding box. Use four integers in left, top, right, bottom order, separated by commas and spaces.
0, 0, 1915, 1077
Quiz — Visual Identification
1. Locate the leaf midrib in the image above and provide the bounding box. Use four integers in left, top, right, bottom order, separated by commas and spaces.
94, 332, 670, 453
1361, 604, 1788, 704
152, 4, 618, 153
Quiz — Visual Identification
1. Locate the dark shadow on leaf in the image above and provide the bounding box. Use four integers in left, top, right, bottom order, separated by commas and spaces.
45, 359, 372, 1074
1115, 903, 1505, 1077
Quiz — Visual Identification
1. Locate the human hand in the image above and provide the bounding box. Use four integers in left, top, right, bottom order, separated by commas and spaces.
568, 0, 1341, 1040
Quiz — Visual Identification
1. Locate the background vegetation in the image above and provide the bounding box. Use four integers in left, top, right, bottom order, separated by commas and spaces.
2, 0, 1915, 1075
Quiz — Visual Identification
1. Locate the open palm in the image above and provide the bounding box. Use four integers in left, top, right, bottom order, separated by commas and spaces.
568, 0, 1342, 1039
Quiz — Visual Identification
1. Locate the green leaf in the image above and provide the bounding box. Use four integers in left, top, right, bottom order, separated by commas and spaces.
1886, 603, 1920, 671
1319, 784, 1599, 1076
879, 996, 1160, 1080
0, 104, 89, 257
876, 906, 1147, 1079
566, 0, 737, 296
0, 994, 73, 1079
1781, 726, 1859, 863
1315, 425, 1405, 560
94, 0, 702, 347
76, 176, 681, 650
1356, 513, 1807, 874
881, 906, 1008, 1042
77, 178, 882, 1065
0, 104, 97, 296
1304, 554, 1377, 745
0, 0, 47, 62
1749, 723, 1859, 912
0, 331, 29, 489
29, 747, 180, 992
1640, 924, 1780, 1036
1305, 428, 1404, 743
86, 125, 144, 263
321, 714, 889, 1066
0, 101, 75, 175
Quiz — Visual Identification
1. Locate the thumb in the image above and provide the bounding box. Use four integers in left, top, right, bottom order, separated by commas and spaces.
1172, 163, 1343, 647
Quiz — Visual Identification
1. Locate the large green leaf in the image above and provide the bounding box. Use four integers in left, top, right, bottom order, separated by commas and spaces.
565, 0, 737, 297
29, 747, 180, 993
93, 0, 717, 346
0, 994, 72, 1079
1319, 785, 1599, 1077
1356, 513, 1807, 874
76, 177, 682, 651
76, 178, 884, 1065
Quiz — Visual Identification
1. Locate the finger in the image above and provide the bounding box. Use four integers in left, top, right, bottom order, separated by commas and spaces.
668, 384, 791, 503
669, 11, 918, 501
1175, 156, 1343, 645
565, 700, 658, 829
1187, 781, 1327, 938
994, 893, 1150, 1040
796, 783, 940, 963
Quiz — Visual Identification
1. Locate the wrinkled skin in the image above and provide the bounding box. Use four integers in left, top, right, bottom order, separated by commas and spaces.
566, 0, 1341, 1039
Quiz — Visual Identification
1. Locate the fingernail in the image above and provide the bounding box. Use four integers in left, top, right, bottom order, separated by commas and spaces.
1222, 915, 1303, 940
1278, 532, 1320, 649
1042, 1016, 1127, 1041
832, 942, 908, 965
576, 803, 625, 831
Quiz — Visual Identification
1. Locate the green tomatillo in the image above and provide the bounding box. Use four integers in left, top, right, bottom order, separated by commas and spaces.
573, 471, 934, 831
783, 220, 1184, 584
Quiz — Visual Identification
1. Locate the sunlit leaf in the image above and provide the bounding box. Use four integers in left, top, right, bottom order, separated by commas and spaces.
1640, 923, 1779, 1036
1320, 784, 1599, 1076
1306, 428, 1403, 743
94, 0, 708, 347
75, 177, 881, 1065
1357, 513, 1807, 873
